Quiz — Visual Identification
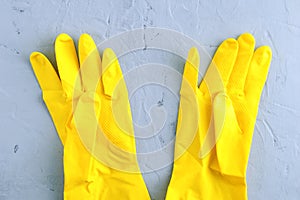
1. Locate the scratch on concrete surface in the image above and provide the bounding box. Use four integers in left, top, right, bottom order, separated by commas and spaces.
13, 145, 19, 153
262, 119, 278, 147
265, 30, 279, 56
0, 44, 20, 55
255, 124, 265, 145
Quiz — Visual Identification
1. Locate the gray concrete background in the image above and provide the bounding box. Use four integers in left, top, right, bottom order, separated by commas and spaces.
0, 0, 300, 199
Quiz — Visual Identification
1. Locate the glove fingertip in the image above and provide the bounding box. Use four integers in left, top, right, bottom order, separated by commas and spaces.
56, 33, 72, 43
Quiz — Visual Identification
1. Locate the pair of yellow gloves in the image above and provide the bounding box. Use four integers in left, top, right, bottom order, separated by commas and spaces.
30, 33, 272, 199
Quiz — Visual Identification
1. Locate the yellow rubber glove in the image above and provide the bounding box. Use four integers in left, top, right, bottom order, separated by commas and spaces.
30, 33, 150, 199
166, 33, 272, 199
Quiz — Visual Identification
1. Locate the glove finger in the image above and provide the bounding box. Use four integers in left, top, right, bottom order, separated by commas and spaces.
180, 47, 200, 96
30, 52, 68, 146
227, 33, 255, 93
244, 46, 272, 106
30, 52, 62, 91
79, 34, 101, 92
55, 33, 80, 98
100, 48, 136, 141
210, 38, 238, 84
199, 38, 238, 95
101, 48, 123, 97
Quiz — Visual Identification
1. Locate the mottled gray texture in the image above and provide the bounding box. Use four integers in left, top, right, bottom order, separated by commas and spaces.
0, 0, 300, 199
